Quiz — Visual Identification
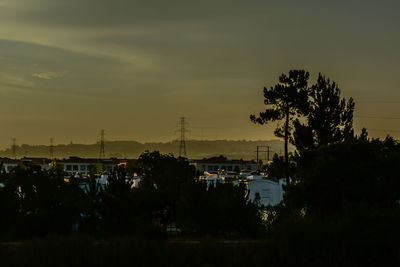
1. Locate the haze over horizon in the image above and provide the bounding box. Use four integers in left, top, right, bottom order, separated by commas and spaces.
0, 139, 288, 160
1, 0, 399, 149
0, 137, 283, 150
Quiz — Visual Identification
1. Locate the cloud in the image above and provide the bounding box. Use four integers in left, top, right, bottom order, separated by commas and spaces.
2, 0, 399, 32
32, 72, 64, 80
0, 39, 138, 99
0, 0, 399, 147
0, 73, 35, 89
5, 0, 268, 28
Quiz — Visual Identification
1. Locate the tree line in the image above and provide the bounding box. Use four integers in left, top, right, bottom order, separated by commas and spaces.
251, 70, 400, 265
0, 151, 263, 239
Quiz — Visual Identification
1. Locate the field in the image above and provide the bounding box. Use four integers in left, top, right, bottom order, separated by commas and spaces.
0, 236, 394, 267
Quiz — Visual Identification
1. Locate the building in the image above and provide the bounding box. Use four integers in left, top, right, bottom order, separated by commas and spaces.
0, 158, 19, 173
57, 157, 134, 175
190, 156, 257, 173
57, 157, 104, 175
20, 157, 52, 171
0, 157, 52, 173
247, 177, 285, 206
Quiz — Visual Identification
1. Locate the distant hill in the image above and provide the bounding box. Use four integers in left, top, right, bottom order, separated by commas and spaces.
0, 140, 290, 160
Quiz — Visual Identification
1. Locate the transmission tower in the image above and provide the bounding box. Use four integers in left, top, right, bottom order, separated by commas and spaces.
177, 117, 189, 158
99, 129, 105, 159
11, 138, 16, 159
50, 138, 54, 159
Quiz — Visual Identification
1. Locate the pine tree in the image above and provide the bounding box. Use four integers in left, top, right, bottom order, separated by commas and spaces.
250, 70, 309, 184
293, 73, 355, 151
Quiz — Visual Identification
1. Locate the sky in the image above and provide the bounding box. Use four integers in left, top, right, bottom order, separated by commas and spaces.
0, 0, 399, 149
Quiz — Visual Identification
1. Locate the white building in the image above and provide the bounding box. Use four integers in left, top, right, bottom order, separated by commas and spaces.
59, 157, 102, 175
1, 161, 18, 173
247, 178, 285, 206
205, 174, 224, 188
246, 174, 264, 181
58, 157, 129, 175
190, 157, 257, 173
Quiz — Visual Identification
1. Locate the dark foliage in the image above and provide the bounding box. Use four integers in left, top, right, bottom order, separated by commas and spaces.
250, 70, 310, 183
249, 70, 400, 264
285, 135, 400, 221
135, 151, 263, 238
177, 181, 264, 237
0, 165, 84, 238
0, 151, 264, 239
266, 153, 296, 178
261, 134, 400, 266
293, 73, 355, 151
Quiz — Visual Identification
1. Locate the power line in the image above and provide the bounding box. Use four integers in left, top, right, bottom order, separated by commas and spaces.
366, 128, 400, 133
356, 116, 400, 120
357, 100, 400, 104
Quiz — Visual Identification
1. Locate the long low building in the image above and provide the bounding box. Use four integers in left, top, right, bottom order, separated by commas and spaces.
0, 157, 136, 174
58, 157, 104, 174
190, 156, 258, 173
0, 157, 52, 173
1, 155, 257, 175
57, 157, 136, 175
0, 158, 20, 173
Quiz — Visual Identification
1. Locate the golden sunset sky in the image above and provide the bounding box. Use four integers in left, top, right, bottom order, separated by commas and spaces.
0, 0, 399, 148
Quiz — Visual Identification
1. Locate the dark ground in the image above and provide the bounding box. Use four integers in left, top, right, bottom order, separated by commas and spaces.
0, 236, 396, 267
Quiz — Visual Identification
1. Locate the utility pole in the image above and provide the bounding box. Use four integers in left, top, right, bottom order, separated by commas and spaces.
50, 138, 54, 159
99, 129, 105, 159
11, 138, 17, 159
256, 146, 259, 163
255, 145, 272, 170
177, 117, 188, 158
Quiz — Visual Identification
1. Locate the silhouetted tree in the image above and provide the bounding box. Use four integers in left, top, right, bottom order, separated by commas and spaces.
293, 73, 355, 151
0, 151, 265, 239
79, 175, 103, 233
135, 151, 264, 237
266, 153, 296, 178
250, 70, 309, 184
100, 167, 142, 235
176, 180, 263, 237
285, 134, 400, 222
0, 165, 84, 238
136, 151, 197, 229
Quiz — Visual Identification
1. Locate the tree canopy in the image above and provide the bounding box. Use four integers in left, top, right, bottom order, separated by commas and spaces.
250, 70, 310, 182
293, 73, 355, 151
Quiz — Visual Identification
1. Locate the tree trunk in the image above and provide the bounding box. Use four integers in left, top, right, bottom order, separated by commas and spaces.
285, 109, 290, 185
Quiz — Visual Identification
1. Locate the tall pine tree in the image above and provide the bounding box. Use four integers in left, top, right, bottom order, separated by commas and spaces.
250, 70, 309, 184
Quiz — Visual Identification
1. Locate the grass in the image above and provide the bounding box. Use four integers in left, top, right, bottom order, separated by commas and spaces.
0, 235, 398, 267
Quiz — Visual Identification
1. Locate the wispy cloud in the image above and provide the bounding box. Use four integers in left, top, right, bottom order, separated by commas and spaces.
0, 73, 34, 88
32, 72, 64, 80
